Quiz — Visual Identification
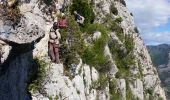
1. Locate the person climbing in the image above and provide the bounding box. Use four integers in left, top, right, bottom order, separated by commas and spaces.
58, 15, 67, 28
73, 11, 85, 25
48, 22, 61, 63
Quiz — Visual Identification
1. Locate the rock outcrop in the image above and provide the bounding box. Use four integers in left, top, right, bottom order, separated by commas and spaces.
0, 0, 167, 100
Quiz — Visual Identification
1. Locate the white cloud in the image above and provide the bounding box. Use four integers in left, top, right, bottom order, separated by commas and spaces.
142, 32, 170, 45
124, 0, 170, 45
125, 0, 170, 30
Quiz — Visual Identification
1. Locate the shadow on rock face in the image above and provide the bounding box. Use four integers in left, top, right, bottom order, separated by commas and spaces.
0, 35, 43, 100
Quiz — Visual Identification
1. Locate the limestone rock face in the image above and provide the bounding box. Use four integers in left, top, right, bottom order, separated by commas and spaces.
0, 0, 167, 100
32, 62, 101, 100
0, 40, 11, 64
129, 79, 144, 100
93, 31, 101, 40
0, 2, 45, 44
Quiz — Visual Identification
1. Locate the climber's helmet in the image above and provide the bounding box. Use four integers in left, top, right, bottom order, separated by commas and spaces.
53, 22, 58, 30
62, 15, 66, 19
73, 11, 77, 15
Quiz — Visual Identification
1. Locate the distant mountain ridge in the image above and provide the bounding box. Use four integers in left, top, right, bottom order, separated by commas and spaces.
147, 44, 170, 66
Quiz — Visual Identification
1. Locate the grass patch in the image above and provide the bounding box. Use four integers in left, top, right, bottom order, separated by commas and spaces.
91, 73, 108, 90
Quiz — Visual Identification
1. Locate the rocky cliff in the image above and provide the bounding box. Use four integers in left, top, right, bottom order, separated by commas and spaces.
0, 0, 167, 100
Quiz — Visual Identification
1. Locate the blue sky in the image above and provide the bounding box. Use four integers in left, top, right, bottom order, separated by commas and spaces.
124, 0, 170, 45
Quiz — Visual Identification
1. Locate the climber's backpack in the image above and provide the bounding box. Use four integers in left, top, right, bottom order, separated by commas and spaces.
75, 14, 84, 24
79, 16, 84, 24
77, 14, 82, 20
58, 18, 67, 28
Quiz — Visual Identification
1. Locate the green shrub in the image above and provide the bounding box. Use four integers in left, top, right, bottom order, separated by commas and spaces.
55, 95, 59, 100
96, 74, 108, 90
81, 24, 110, 72
108, 39, 135, 78
109, 79, 121, 100
115, 17, 123, 23
125, 34, 134, 54
145, 88, 154, 100
110, 3, 118, 15
48, 96, 53, 100
114, 55, 135, 78
60, 15, 84, 79
103, 14, 113, 25
126, 81, 134, 100
70, 0, 95, 26
146, 88, 153, 95
115, 68, 130, 78
60, 20, 82, 76
60, 15, 84, 67
103, 14, 124, 42
108, 40, 124, 57
114, 53, 135, 78
110, 22, 124, 42
98, 60, 112, 73
82, 41, 109, 72
138, 61, 143, 78
28, 58, 48, 93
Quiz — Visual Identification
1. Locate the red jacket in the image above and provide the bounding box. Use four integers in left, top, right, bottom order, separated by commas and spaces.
58, 19, 67, 28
